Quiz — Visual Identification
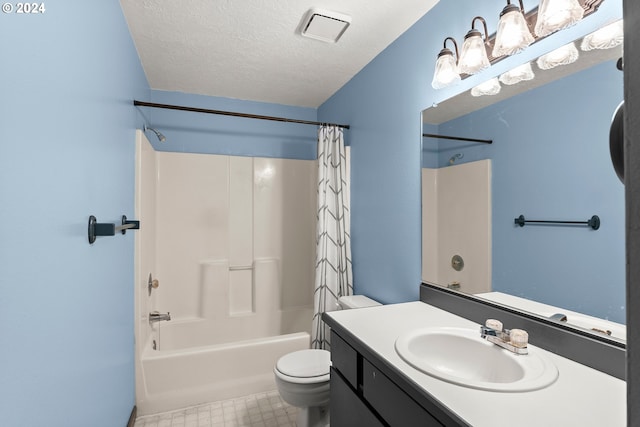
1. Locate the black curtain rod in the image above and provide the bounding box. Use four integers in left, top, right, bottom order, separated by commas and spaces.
134, 100, 350, 130
423, 133, 492, 144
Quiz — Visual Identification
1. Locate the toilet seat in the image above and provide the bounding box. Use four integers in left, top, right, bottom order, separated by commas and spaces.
274, 349, 331, 384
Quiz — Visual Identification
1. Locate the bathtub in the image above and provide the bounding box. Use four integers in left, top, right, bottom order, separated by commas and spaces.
136, 320, 310, 416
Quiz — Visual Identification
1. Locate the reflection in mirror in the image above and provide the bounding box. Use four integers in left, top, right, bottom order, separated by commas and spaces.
421, 22, 625, 342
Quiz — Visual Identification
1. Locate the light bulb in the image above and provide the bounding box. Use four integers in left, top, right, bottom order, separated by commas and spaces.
535, 0, 584, 37
581, 20, 623, 51
458, 31, 490, 75
432, 51, 460, 89
537, 42, 579, 70
492, 4, 535, 57
471, 78, 501, 97
499, 62, 535, 85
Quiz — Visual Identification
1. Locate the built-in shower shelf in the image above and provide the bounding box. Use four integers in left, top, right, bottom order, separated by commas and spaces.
88, 215, 140, 244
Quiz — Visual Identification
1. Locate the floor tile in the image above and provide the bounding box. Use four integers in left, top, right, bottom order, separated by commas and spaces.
134, 390, 298, 427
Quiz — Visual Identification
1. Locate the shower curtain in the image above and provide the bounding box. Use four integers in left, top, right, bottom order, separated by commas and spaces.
311, 125, 353, 350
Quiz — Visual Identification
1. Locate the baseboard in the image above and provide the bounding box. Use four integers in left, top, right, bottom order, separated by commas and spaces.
127, 405, 137, 427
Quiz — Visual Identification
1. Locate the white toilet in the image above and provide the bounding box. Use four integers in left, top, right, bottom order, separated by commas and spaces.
274, 295, 381, 427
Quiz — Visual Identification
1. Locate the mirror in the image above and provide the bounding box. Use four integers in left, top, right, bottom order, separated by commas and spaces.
421, 23, 625, 342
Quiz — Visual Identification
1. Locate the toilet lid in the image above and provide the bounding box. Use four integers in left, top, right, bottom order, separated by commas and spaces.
276, 349, 331, 378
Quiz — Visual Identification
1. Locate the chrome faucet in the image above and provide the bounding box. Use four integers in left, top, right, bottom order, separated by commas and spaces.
149, 311, 171, 324
549, 313, 568, 322
480, 319, 528, 355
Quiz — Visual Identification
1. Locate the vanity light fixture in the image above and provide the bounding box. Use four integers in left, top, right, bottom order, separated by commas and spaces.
471, 77, 501, 97
580, 19, 623, 51
431, 37, 461, 89
430, 0, 605, 90
536, 42, 579, 70
458, 17, 491, 75
534, 0, 585, 37
499, 62, 535, 85
492, 0, 535, 57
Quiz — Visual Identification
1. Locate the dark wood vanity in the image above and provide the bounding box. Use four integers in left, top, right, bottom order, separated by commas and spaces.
328, 328, 467, 427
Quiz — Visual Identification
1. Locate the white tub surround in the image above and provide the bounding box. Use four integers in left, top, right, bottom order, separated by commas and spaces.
422, 160, 492, 294
134, 131, 317, 415
324, 302, 625, 426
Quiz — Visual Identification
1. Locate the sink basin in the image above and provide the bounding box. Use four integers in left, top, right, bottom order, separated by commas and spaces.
395, 327, 558, 392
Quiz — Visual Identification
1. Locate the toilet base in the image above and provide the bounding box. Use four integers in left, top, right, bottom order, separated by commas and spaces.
296, 404, 329, 427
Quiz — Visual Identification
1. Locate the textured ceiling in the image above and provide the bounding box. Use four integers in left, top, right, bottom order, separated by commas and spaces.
120, 0, 439, 108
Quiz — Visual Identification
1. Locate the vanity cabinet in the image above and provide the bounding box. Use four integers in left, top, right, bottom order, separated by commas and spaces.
330, 330, 464, 427
325, 302, 626, 426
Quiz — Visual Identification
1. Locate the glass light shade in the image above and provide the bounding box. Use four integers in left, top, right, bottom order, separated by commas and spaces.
458, 31, 490, 75
492, 8, 535, 57
431, 52, 460, 89
534, 0, 584, 37
581, 20, 624, 51
471, 78, 501, 97
499, 62, 535, 85
537, 42, 579, 70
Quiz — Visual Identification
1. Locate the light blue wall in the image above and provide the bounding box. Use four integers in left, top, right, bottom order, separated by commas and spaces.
0, 2, 149, 426
318, 0, 622, 304
0, 1, 626, 423
435, 61, 624, 322
142, 90, 318, 159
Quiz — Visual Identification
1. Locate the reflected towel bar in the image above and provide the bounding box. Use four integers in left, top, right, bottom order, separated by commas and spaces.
88, 215, 140, 244
423, 133, 492, 144
514, 214, 600, 230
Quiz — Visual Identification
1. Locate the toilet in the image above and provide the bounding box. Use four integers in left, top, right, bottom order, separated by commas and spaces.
274, 295, 381, 427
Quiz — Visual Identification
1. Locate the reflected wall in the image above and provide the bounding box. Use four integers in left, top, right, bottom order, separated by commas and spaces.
423, 59, 624, 322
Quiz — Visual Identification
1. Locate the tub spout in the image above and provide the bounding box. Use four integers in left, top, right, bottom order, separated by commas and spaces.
149, 311, 171, 324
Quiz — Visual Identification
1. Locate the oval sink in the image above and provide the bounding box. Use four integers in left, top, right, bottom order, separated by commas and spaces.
395, 327, 558, 392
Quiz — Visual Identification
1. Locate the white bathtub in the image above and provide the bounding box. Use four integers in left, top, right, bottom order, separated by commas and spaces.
136, 323, 310, 415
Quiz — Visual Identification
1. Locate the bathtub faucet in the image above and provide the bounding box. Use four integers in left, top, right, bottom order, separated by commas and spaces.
149, 311, 171, 324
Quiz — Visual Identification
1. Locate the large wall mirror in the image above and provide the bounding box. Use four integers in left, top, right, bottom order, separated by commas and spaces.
421, 20, 625, 343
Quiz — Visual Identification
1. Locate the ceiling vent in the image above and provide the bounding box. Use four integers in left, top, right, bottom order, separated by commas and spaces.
299, 8, 351, 43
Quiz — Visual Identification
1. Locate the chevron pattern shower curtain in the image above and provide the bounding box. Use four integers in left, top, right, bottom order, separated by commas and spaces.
311, 125, 353, 350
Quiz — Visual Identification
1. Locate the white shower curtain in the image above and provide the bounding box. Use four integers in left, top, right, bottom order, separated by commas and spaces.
311, 125, 353, 350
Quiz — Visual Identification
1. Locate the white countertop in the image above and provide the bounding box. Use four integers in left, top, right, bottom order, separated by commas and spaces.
325, 301, 626, 427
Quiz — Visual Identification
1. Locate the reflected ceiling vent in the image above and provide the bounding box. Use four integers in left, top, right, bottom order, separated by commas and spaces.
299, 8, 351, 43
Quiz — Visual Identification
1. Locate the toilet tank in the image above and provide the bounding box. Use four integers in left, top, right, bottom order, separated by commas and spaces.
338, 295, 381, 309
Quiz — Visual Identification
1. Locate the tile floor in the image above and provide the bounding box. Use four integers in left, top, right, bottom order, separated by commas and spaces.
134, 390, 298, 427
